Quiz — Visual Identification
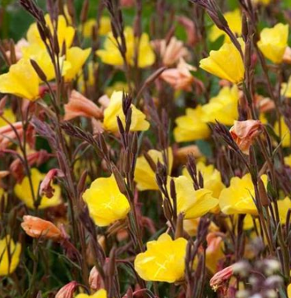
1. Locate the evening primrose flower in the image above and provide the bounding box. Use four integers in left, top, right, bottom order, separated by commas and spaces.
168, 175, 219, 219
64, 47, 91, 82
82, 175, 130, 227
257, 23, 289, 64
183, 161, 225, 199
75, 289, 107, 298
134, 233, 187, 282
174, 105, 210, 142
134, 147, 173, 191
200, 38, 245, 84
103, 91, 149, 132
219, 173, 267, 215
0, 108, 16, 127
209, 9, 242, 42
0, 235, 21, 276
0, 58, 40, 101
281, 76, 291, 98
27, 14, 75, 49
274, 117, 290, 148
82, 17, 111, 37
96, 27, 155, 68
202, 85, 239, 125
277, 197, 291, 224
14, 168, 62, 209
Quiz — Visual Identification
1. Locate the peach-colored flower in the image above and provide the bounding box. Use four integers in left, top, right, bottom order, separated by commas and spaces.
283, 46, 291, 64
0, 122, 23, 149
230, 120, 263, 154
176, 16, 198, 46
5, 38, 29, 61
89, 266, 105, 291
255, 95, 275, 113
120, 0, 134, 8
174, 145, 202, 165
161, 59, 196, 91
210, 265, 234, 291
21, 215, 63, 241
152, 37, 189, 66
55, 281, 78, 298
64, 90, 103, 121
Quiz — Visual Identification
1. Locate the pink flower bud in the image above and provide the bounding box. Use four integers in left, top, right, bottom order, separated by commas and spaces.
55, 281, 78, 298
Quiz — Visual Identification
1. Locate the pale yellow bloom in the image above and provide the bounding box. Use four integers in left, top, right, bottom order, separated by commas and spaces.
105, 82, 129, 97
134, 233, 187, 282
183, 161, 225, 199
0, 235, 21, 276
103, 91, 149, 132
168, 175, 219, 219
257, 23, 289, 64
202, 85, 239, 125
281, 76, 291, 98
14, 168, 62, 209
96, 27, 155, 68
219, 173, 267, 215
82, 17, 111, 37
0, 108, 16, 127
277, 197, 291, 224
75, 289, 107, 298
174, 105, 210, 142
209, 9, 242, 42
134, 147, 173, 191
200, 38, 245, 84
274, 117, 290, 148
83, 174, 130, 227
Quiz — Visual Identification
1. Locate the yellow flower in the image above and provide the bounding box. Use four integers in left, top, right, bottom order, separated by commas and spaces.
281, 76, 291, 98
174, 105, 210, 142
64, 47, 91, 82
277, 197, 291, 224
0, 59, 40, 101
202, 85, 239, 125
183, 161, 225, 199
76, 289, 107, 298
257, 23, 289, 64
134, 233, 187, 282
105, 81, 129, 97
219, 173, 267, 215
14, 168, 62, 209
285, 154, 291, 167
0, 108, 16, 127
96, 27, 155, 68
252, 0, 271, 5
134, 147, 173, 191
27, 14, 75, 49
183, 218, 219, 237
82, 17, 111, 37
82, 174, 130, 227
168, 176, 219, 219
0, 235, 21, 276
209, 9, 242, 42
274, 117, 290, 148
103, 91, 149, 132
288, 283, 291, 298
200, 38, 245, 84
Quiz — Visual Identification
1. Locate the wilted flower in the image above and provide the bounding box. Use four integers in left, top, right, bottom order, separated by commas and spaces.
200, 38, 245, 84
134, 233, 187, 282
167, 175, 219, 219
219, 173, 268, 215
21, 215, 62, 241
55, 281, 78, 298
174, 105, 210, 142
134, 147, 173, 191
64, 47, 91, 82
205, 233, 225, 273
230, 120, 263, 154
75, 289, 107, 298
39, 168, 64, 198
202, 85, 239, 125
103, 91, 149, 132
0, 59, 40, 101
210, 265, 234, 291
120, 0, 135, 7
0, 121, 23, 149
152, 37, 189, 66
64, 90, 103, 121
283, 46, 291, 64
96, 27, 155, 68
27, 14, 75, 49
14, 168, 62, 209
0, 235, 21, 276
82, 175, 130, 227
183, 161, 225, 199
89, 266, 105, 291
209, 9, 242, 42
176, 16, 197, 46
257, 23, 289, 64
255, 95, 275, 113
160, 59, 196, 91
